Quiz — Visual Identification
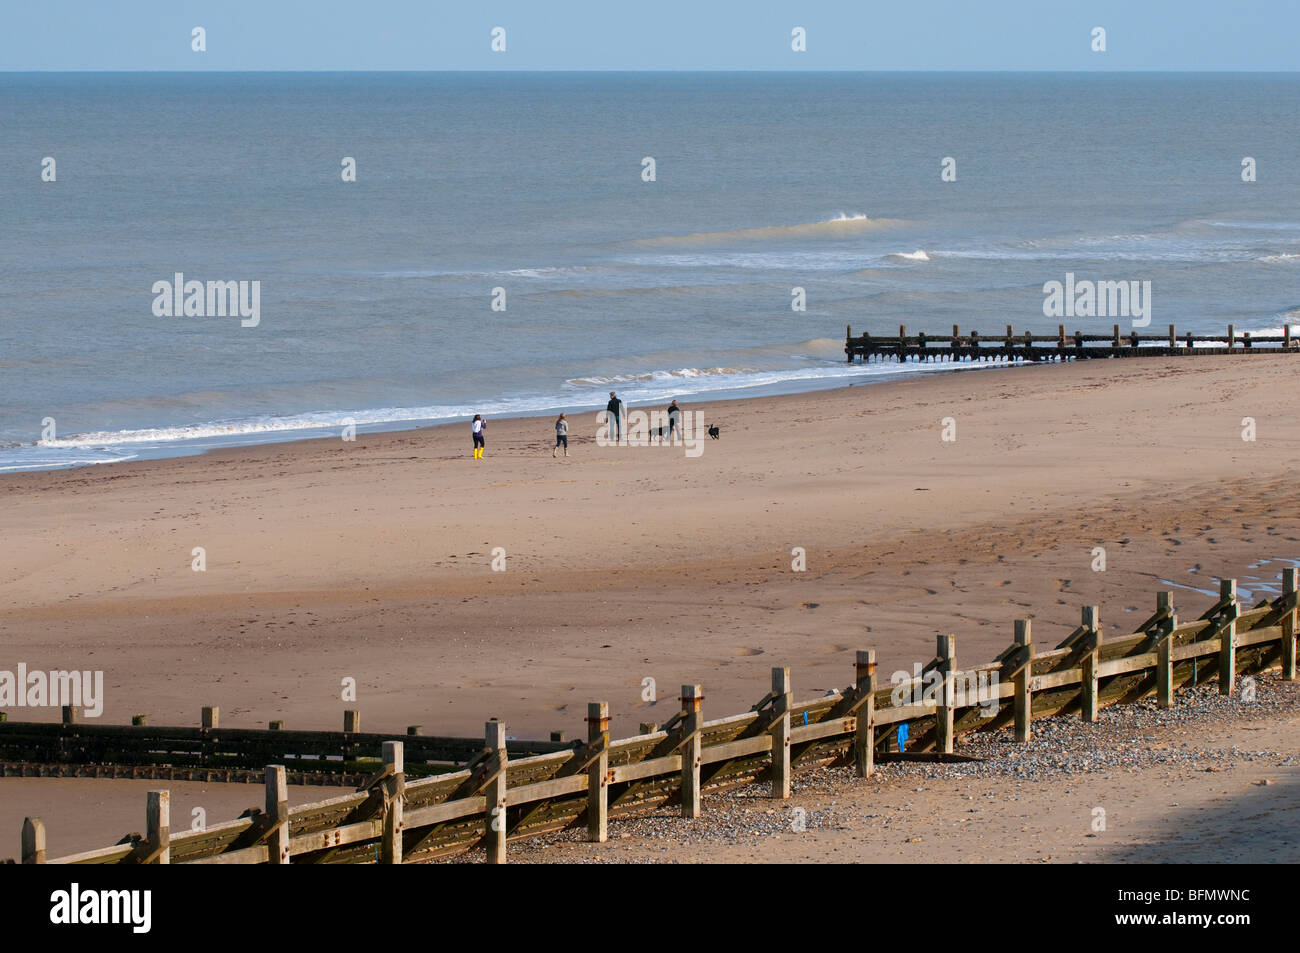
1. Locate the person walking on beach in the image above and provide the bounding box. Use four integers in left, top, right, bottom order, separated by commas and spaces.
471, 414, 486, 459
606, 391, 625, 445
553, 413, 569, 458
667, 399, 682, 444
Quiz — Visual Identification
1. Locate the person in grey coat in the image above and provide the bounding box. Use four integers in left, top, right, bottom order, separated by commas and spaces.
553, 413, 569, 458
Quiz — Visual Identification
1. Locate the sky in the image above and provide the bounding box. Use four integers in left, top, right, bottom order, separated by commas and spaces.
1, 0, 1296, 71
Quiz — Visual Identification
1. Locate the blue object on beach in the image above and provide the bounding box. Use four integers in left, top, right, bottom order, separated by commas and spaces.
897, 723, 909, 751
803, 711, 808, 725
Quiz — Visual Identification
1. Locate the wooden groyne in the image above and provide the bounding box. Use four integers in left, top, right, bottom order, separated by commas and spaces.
13, 568, 1298, 865
0, 708, 570, 786
846, 323, 1299, 363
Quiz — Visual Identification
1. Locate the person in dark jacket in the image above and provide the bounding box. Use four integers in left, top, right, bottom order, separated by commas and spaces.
471, 414, 486, 459
606, 392, 625, 445
667, 400, 682, 444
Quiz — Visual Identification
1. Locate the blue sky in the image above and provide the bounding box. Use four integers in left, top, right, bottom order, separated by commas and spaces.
2, 1, 1296, 71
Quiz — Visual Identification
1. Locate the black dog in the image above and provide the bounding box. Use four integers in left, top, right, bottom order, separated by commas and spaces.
708, 425, 720, 440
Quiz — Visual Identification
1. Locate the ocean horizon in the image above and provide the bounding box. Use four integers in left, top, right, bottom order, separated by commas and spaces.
4, 71, 1300, 471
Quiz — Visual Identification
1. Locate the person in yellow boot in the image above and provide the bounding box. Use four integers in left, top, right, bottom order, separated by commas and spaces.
471, 414, 486, 459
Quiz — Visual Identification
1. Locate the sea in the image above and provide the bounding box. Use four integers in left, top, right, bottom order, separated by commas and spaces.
3, 71, 1300, 471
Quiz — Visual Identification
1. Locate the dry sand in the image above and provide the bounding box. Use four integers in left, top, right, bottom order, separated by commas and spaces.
4, 355, 1300, 859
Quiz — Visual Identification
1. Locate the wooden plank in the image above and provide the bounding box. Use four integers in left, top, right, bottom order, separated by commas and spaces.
289, 818, 382, 854
680, 685, 703, 818
168, 815, 259, 861
266, 764, 290, 865
1095, 651, 1159, 678
1236, 623, 1282, 649
506, 773, 588, 805
854, 651, 876, 776
401, 797, 484, 829
1219, 580, 1239, 696
1157, 619, 1175, 709
789, 716, 856, 744
380, 741, 403, 864
183, 844, 269, 865
146, 790, 170, 865
770, 668, 792, 799
935, 635, 956, 753
1031, 668, 1082, 692
876, 701, 939, 725
1080, 606, 1101, 723
586, 702, 609, 843
1284, 569, 1298, 680
48, 843, 136, 865
484, 721, 507, 865
1013, 620, 1033, 743
21, 817, 45, 864
606, 754, 679, 785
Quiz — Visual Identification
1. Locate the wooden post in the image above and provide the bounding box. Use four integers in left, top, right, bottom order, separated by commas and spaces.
1013, 620, 1033, 743
1157, 615, 1177, 709
269, 720, 284, 731
380, 741, 404, 864
21, 817, 45, 865
853, 651, 876, 777
146, 790, 171, 864
1286, 325, 1293, 350
586, 702, 609, 842
406, 725, 422, 736
935, 635, 955, 754
1228, 324, 1235, 349
265, 765, 290, 864
1081, 606, 1101, 722
770, 668, 792, 799
485, 721, 508, 864
899, 324, 906, 342
1219, 579, 1238, 696
201, 706, 219, 729
1169, 324, 1176, 349
1283, 568, 1298, 681
1057, 324, 1065, 348
61, 706, 79, 724
1112, 324, 1120, 349
1158, 590, 1173, 614
132, 714, 148, 726
343, 710, 360, 733
680, 685, 703, 818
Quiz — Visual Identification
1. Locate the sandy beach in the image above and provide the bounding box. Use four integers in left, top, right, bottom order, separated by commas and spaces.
5, 355, 1300, 857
